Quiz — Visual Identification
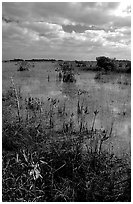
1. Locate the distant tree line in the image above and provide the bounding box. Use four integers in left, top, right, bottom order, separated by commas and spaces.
3, 58, 56, 62
10, 59, 24, 62
30, 58, 56, 62
3, 56, 131, 73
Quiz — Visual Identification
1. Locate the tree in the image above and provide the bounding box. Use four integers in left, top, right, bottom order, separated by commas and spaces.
96, 56, 116, 71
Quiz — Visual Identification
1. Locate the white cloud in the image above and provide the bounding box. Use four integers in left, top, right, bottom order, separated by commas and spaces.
2, 2, 131, 60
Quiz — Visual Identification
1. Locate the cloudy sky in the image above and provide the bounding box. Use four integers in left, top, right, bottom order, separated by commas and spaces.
2, 1, 131, 60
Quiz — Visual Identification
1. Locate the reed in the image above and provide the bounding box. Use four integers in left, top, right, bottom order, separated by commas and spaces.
10, 77, 21, 122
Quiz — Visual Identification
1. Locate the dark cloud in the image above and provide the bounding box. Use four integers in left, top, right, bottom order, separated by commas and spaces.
2, 2, 130, 27
62, 24, 89, 33
2, 16, 19, 24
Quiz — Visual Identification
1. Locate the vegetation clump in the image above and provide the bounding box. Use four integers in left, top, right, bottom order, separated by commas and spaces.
17, 61, 30, 71
96, 56, 116, 72
58, 61, 76, 82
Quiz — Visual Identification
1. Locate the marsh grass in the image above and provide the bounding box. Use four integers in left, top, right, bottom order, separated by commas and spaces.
2, 85, 131, 202
94, 71, 131, 86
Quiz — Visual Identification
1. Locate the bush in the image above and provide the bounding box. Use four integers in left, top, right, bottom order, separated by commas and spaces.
96, 56, 116, 72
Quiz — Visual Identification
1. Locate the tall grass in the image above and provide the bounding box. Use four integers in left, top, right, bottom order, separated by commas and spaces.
2, 85, 131, 202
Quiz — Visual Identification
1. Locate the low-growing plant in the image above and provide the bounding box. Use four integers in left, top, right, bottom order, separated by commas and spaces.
2, 86, 131, 202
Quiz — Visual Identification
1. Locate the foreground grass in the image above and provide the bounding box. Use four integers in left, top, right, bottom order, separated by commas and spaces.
2, 86, 131, 202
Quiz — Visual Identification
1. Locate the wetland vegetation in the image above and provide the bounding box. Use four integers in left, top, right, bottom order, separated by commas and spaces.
2, 57, 131, 202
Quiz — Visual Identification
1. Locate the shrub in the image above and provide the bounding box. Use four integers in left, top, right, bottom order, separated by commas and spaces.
96, 56, 116, 72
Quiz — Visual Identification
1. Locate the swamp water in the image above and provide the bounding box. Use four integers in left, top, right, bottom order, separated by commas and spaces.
2, 62, 131, 156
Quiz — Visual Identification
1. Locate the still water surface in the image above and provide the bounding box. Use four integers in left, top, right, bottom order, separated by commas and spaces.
3, 62, 131, 155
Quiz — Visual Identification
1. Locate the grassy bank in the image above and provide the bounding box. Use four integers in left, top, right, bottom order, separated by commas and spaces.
2, 84, 131, 202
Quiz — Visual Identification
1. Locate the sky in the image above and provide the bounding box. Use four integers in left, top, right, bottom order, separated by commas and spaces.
2, 1, 131, 61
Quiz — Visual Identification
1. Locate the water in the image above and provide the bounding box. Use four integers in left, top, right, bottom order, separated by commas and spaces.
2, 61, 131, 155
